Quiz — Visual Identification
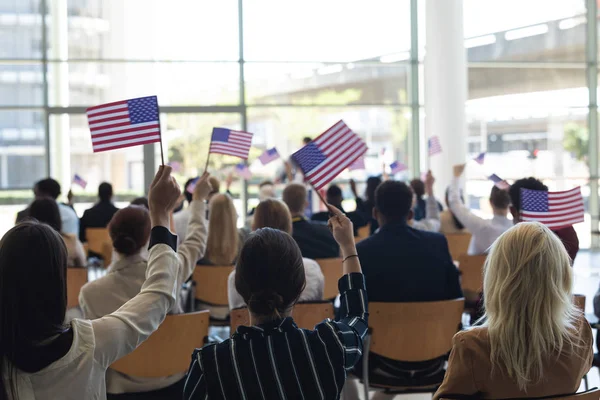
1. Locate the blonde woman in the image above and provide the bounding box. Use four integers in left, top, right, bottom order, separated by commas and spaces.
197, 193, 242, 319
434, 222, 592, 399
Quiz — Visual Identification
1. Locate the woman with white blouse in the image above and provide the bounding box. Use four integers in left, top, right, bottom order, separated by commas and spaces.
0, 165, 182, 400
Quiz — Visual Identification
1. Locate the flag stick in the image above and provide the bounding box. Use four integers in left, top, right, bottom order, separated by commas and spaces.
309, 182, 334, 214
157, 111, 165, 166
203, 152, 211, 174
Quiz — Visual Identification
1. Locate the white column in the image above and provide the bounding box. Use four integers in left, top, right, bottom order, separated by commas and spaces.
425, 0, 467, 195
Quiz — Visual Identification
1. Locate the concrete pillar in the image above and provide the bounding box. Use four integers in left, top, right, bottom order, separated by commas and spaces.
425, 0, 467, 195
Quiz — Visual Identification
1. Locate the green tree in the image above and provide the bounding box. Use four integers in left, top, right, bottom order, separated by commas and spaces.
563, 122, 589, 169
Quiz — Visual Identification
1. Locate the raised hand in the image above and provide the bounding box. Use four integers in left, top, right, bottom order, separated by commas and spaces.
453, 164, 466, 178
193, 172, 213, 201
148, 165, 181, 228
327, 205, 355, 255
349, 179, 357, 196
425, 170, 435, 196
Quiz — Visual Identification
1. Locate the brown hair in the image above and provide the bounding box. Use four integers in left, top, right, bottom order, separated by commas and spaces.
209, 177, 220, 195
282, 183, 307, 214
206, 194, 239, 265
108, 206, 151, 256
252, 199, 292, 234
235, 228, 305, 317
490, 186, 510, 209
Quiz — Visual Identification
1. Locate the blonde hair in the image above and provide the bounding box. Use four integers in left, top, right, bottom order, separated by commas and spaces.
483, 222, 580, 390
252, 199, 293, 234
205, 194, 239, 265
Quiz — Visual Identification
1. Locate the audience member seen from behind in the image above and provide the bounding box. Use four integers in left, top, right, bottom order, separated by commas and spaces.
130, 196, 149, 209
173, 177, 198, 244
79, 182, 119, 242
409, 171, 441, 232
229, 198, 324, 310
196, 193, 241, 319
312, 184, 366, 235
15, 180, 40, 224
351, 179, 461, 392
184, 206, 368, 399
447, 164, 512, 254
440, 187, 467, 235
78, 172, 211, 395
31, 178, 80, 237
0, 165, 183, 399
434, 222, 592, 399
282, 183, 339, 259
29, 198, 86, 268
509, 178, 579, 262
352, 176, 382, 235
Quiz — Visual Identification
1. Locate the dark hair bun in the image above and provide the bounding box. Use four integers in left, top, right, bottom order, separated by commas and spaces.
112, 234, 138, 256
248, 290, 285, 316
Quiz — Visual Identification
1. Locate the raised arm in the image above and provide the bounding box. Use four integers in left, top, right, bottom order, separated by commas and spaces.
413, 171, 441, 232
172, 172, 211, 311
90, 165, 183, 368
448, 164, 487, 232
317, 206, 368, 370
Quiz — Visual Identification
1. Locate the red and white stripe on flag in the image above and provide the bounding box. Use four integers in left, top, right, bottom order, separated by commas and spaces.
292, 120, 368, 190
209, 127, 253, 159
86, 96, 161, 153
521, 187, 584, 229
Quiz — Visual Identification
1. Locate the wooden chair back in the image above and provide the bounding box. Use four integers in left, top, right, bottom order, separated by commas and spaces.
457, 254, 486, 294
66, 267, 88, 308
369, 299, 465, 362
192, 265, 235, 306
315, 258, 343, 300
230, 302, 334, 333
111, 311, 210, 377
86, 228, 112, 266
355, 225, 370, 243
573, 294, 586, 312
445, 233, 472, 261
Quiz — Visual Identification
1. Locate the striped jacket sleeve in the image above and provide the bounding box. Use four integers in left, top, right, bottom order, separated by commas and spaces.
184, 348, 207, 399
319, 273, 369, 370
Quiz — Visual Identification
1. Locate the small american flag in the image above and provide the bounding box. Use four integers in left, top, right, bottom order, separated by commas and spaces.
488, 174, 510, 190
348, 157, 365, 171
520, 187, 584, 229
390, 161, 408, 174
235, 163, 252, 180
258, 147, 280, 165
72, 174, 87, 189
292, 120, 367, 190
86, 95, 161, 153
186, 177, 199, 194
209, 127, 253, 159
428, 136, 442, 156
473, 152, 485, 165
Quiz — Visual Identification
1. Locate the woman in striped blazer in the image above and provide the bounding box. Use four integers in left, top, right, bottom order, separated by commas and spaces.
184, 206, 369, 399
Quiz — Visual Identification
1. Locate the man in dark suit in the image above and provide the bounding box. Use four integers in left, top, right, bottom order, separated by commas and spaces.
352, 179, 462, 389
79, 182, 119, 242
282, 183, 339, 259
15, 180, 41, 224
311, 184, 366, 236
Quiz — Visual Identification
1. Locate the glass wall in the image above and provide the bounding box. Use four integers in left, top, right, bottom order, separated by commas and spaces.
1, 0, 599, 245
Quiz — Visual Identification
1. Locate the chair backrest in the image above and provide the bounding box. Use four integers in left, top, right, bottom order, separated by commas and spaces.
66, 267, 88, 309
573, 294, 586, 312
111, 311, 210, 377
193, 265, 235, 306
457, 254, 486, 294
229, 302, 335, 333
315, 258, 343, 300
86, 228, 112, 266
445, 233, 472, 261
369, 299, 465, 362
355, 224, 370, 243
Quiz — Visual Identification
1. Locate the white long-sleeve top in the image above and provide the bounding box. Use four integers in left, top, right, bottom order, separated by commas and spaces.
448, 177, 512, 255
79, 201, 208, 394
10, 240, 179, 400
412, 195, 441, 232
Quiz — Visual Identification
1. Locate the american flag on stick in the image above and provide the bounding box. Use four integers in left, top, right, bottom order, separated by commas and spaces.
428, 136, 442, 156
235, 163, 252, 180
488, 174, 510, 190
473, 152, 485, 165
209, 128, 253, 159
520, 187, 584, 229
72, 174, 87, 189
390, 161, 408, 174
86, 96, 161, 153
292, 120, 367, 190
258, 147, 280, 165
348, 157, 365, 171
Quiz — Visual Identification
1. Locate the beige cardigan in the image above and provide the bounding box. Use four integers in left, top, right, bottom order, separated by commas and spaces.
79, 201, 207, 394
434, 317, 593, 399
